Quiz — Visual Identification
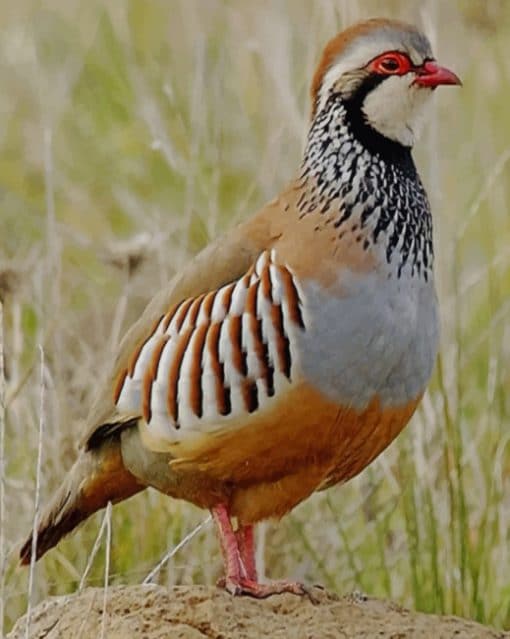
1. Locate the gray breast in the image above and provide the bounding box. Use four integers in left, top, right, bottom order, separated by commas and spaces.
295, 269, 439, 409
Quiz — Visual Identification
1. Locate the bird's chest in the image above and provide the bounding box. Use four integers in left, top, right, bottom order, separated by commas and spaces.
295, 270, 439, 408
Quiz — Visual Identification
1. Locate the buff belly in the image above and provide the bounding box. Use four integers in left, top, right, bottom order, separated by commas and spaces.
121, 381, 421, 524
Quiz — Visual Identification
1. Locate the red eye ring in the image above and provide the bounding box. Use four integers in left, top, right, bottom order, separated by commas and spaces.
368, 52, 412, 76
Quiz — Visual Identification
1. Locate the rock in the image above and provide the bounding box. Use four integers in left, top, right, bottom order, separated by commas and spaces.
9, 585, 509, 639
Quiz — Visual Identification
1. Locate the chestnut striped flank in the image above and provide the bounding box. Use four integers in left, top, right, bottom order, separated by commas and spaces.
229, 315, 246, 376
202, 290, 217, 319
127, 314, 164, 377
207, 322, 230, 416
260, 264, 272, 302
242, 380, 259, 413
162, 300, 183, 331
189, 324, 208, 418
174, 298, 195, 331
249, 313, 274, 398
221, 283, 235, 315
187, 294, 206, 327
277, 266, 304, 329
167, 326, 194, 426
270, 303, 291, 379
114, 250, 306, 440
142, 335, 169, 422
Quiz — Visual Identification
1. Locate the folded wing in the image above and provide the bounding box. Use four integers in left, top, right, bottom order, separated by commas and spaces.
113, 251, 305, 448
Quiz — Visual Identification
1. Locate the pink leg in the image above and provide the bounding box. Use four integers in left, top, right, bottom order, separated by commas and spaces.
236, 525, 257, 581
211, 503, 243, 587
211, 504, 307, 598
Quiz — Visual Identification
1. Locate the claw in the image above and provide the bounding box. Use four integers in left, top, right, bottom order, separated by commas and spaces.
222, 577, 307, 599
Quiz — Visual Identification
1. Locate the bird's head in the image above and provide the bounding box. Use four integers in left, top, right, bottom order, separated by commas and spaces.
310, 18, 461, 148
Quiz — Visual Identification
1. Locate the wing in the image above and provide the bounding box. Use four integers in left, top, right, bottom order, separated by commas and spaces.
111, 249, 305, 452
82, 196, 288, 449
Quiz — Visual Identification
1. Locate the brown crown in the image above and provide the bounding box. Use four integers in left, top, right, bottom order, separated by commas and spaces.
309, 18, 422, 119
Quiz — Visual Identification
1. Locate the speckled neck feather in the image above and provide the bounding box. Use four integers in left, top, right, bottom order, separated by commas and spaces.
299, 93, 433, 281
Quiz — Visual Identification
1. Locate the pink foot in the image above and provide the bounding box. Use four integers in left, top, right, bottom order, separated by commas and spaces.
211, 504, 309, 600
224, 576, 307, 599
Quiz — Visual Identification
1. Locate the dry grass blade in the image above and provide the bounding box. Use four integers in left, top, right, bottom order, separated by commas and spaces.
100, 501, 112, 639
455, 148, 510, 242
143, 515, 212, 585
24, 346, 46, 639
79, 503, 114, 592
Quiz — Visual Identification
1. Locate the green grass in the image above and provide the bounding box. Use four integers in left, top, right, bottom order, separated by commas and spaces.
2, 0, 510, 633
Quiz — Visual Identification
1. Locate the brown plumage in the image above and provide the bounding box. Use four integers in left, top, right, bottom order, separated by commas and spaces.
20, 18, 460, 597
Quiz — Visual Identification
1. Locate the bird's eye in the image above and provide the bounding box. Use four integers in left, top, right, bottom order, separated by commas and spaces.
369, 52, 412, 76
380, 58, 400, 72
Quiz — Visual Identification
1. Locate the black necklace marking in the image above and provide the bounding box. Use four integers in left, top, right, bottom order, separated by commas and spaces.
299, 90, 433, 281
343, 74, 417, 176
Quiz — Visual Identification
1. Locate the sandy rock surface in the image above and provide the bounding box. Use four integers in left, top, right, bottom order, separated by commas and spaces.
9, 584, 509, 639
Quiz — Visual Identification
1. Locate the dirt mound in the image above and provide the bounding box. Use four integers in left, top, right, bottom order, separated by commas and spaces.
9, 584, 508, 639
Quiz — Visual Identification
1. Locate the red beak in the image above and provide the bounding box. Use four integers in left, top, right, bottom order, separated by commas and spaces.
414, 61, 462, 88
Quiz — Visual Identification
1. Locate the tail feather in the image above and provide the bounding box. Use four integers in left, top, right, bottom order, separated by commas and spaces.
20, 439, 144, 565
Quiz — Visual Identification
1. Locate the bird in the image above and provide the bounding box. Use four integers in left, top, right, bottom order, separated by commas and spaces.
20, 18, 460, 598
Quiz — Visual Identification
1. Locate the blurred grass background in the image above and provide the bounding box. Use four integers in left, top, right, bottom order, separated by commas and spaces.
2, 0, 510, 633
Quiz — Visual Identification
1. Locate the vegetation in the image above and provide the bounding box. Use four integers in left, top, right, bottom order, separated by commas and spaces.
2, 0, 510, 633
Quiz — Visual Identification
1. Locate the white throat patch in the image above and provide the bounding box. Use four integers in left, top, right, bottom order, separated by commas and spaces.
362, 75, 432, 147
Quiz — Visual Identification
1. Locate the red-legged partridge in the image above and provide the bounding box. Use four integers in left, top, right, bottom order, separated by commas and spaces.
20, 18, 460, 598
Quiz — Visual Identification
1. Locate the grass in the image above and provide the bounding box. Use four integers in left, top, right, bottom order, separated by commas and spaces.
2, 0, 510, 633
